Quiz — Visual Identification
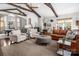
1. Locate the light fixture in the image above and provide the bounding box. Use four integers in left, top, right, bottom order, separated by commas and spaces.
25, 25, 32, 29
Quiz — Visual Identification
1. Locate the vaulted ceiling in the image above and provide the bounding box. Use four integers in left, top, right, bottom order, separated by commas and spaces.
0, 3, 79, 17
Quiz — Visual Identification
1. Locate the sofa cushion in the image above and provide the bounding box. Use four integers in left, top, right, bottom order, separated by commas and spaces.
12, 30, 21, 36
53, 29, 60, 34
59, 30, 67, 35
51, 34, 64, 37
65, 31, 77, 40
58, 39, 71, 46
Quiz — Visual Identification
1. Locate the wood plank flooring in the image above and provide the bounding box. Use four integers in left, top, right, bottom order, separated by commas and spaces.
0, 39, 58, 56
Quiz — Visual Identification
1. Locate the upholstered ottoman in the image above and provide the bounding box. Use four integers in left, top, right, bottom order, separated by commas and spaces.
35, 35, 52, 45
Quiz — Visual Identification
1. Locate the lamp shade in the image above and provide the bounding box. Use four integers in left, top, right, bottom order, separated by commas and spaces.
25, 25, 32, 28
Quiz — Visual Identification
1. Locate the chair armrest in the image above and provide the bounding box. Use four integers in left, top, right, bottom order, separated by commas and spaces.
71, 40, 78, 52
72, 40, 77, 43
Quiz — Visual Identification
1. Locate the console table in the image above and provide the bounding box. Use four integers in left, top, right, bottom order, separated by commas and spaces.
4, 29, 12, 36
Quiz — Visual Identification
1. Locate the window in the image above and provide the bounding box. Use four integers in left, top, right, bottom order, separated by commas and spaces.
0, 17, 5, 32
17, 18, 20, 29
57, 18, 72, 30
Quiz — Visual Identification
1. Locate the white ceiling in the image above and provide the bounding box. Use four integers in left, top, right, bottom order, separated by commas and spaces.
0, 3, 79, 17
52, 3, 79, 15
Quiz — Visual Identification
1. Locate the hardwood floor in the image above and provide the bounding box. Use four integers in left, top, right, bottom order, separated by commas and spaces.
0, 39, 58, 56
0, 48, 3, 56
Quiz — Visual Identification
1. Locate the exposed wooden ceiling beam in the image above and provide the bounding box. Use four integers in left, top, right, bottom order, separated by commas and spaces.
26, 3, 41, 17
0, 8, 27, 16
44, 3, 58, 17
17, 9, 26, 16
0, 8, 17, 11
0, 10, 26, 16
7, 3, 32, 12
7, 3, 41, 17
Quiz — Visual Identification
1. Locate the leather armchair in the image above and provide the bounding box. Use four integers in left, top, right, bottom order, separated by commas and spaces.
57, 31, 79, 55
71, 35, 79, 54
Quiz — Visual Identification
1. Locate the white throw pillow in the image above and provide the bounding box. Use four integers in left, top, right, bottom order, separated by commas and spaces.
65, 31, 76, 40
12, 30, 21, 36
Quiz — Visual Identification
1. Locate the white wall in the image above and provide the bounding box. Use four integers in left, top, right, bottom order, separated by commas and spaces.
26, 12, 38, 27
44, 17, 57, 29
38, 17, 45, 31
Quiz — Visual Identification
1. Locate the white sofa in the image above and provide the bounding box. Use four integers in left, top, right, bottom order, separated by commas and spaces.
29, 29, 39, 38
11, 30, 27, 42
0, 34, 6, 39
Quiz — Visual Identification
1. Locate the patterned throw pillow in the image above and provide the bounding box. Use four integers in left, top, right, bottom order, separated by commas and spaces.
65, 31, 76, 40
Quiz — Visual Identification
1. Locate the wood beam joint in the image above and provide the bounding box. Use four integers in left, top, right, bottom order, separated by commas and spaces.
44, 3, 58, 17
8, 3, 32, 12
26, 3, 41, 17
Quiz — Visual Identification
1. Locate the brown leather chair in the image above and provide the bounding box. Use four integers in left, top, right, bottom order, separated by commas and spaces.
51, 29, 67, 41
71, 34, 79, 54
57, 31, 79, 55
58, 34, 79, 55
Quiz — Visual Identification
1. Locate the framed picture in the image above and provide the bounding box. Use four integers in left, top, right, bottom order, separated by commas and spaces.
46, 23, 51, 27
